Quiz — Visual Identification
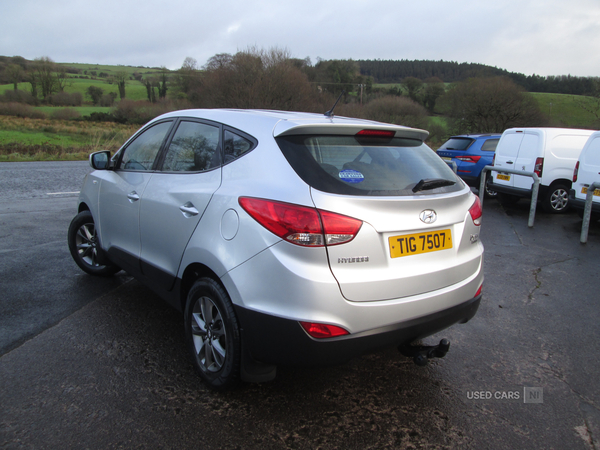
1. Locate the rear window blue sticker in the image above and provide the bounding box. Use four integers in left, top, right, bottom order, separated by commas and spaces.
339, 169, 364, 183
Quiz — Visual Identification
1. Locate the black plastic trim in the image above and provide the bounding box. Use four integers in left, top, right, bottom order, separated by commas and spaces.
234, 295, 481, 367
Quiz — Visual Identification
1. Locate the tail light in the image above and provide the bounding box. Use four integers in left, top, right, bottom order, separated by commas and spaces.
475, 284, 482, 297
469, 196, 482, 226
300, 321, 349, 338
492, 154, 496, 166
534, 157, 544, 177
573, 161, 580, 182
239, 197, 362, 247
456, 155, 482, 163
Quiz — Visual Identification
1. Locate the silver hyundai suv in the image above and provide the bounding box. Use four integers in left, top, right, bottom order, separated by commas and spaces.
68, 109, 484, 389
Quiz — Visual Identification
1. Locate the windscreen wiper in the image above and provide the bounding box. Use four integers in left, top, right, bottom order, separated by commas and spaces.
412, 178, 456, 193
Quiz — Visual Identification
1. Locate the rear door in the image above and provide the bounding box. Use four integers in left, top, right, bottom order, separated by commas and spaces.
513, 132, 540, 189
138, 119, 223, 291
493, 130, 524, 188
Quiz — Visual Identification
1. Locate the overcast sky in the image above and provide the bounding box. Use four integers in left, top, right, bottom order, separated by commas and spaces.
2, 0, 599, 77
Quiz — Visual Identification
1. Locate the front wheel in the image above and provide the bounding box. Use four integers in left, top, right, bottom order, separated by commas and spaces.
184, 278, 241, 390
68, 211, 120, 276
542, 183, 570, 214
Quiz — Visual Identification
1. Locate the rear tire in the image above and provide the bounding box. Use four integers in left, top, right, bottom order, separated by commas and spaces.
542, 183, 570, 214
184, 278, 241, 390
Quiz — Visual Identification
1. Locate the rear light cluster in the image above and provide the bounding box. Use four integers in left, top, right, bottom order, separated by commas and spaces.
469, 196, 483, 226
239, 197, 363, 247
456, 155, 481, 163
534, 157, 544, 178
573, 161, 580, 182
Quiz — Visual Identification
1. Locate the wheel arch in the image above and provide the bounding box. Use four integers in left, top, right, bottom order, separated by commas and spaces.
179, 263, 223, 312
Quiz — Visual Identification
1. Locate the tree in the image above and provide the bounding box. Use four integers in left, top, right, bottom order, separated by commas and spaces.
189, 47, 323, 111
422, 77, 445, 113
172, 57, 200, 99
7, 64, 23, 90
32, 57, 57, 100
439, 77, 546, 133
87, 86, 104, 105
114, 70, 128, 99
402, 77, 423, 103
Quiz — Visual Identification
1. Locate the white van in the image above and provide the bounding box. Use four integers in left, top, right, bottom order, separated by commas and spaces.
490, 128, 594, 213
570, 130, 600, 221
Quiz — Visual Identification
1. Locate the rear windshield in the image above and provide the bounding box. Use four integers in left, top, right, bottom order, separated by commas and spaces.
276, 135, 462, 196
438, 138, 474, 151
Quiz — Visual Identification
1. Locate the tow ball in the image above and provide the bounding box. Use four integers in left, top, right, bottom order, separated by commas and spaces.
399, 339, 450, 366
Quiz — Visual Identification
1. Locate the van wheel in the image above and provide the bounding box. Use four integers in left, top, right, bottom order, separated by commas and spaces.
497, 193, 519, 206
542, 183, 570, 214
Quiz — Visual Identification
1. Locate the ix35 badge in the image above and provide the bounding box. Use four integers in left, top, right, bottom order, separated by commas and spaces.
419, 210, 437, 224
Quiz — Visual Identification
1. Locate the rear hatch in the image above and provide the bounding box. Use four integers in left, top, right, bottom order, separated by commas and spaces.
436, 137, 475, 174
275, 126, 483, 302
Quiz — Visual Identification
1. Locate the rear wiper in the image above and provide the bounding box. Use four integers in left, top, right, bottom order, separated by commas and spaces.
412, 178, 456, 193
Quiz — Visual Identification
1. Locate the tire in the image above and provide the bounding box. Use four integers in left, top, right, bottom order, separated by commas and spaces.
542, 183, 570, 214
68, 211, 120, 276
184, 278, 241, 390
497, 193, 520, 206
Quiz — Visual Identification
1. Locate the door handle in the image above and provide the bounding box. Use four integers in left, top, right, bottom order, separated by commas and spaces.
506, 161, 514, 164
180, 202, 199, 218
127, 191, 140, 202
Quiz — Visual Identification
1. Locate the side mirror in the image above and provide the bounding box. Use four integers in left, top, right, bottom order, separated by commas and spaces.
89, 151, 112, 170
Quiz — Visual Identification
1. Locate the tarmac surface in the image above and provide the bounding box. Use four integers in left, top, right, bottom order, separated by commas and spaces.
1, 161, 599, 449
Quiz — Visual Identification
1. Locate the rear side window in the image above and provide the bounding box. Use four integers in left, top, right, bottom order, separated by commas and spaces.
438, 138, 474, 151
276, 135, 461, 196
481, 139, 499, 152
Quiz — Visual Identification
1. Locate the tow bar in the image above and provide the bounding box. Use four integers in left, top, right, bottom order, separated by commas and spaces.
399, 339, 450, 366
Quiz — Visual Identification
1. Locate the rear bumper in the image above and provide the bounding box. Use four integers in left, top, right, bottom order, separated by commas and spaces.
234, 294, 481, 366
569, 190, 600, 213
488, 178, 547, 199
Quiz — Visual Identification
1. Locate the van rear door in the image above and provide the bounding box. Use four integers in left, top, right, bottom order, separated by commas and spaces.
513, 132, 541, 189
493, 130, 524, 188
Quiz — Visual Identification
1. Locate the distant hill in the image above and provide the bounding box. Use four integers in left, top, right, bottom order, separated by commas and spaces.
357, 59, 598, 96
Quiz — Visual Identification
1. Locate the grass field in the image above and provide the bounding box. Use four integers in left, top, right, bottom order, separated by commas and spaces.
0, 115, 138, 162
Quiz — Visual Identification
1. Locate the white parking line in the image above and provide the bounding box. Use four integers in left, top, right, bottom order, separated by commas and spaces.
46, 192, 80, 195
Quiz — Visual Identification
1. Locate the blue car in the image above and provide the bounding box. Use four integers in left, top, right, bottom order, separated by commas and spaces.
436, 134, 501, 196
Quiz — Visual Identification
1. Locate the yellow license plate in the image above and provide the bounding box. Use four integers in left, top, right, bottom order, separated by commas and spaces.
496, 174, 510, 181
389, 229, 453, 258
442, 157, 452, 161
582, 187, 600, 196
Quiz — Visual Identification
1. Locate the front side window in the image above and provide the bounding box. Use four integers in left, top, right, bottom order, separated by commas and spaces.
162, 121, 221, 172
276, 135, 461, 196
119, 121, 172, 171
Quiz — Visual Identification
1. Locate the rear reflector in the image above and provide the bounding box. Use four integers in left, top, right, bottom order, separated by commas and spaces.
239, 197, 362, 246
475, 285, 482, 297
299, 321, 349, 338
